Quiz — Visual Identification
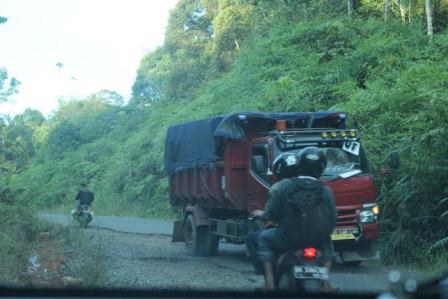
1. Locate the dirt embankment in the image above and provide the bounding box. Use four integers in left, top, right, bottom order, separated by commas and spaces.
23, 227, 105, 288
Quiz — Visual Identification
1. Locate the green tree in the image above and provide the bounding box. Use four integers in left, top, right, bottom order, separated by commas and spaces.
13, 108, 45, 128
210, 0, 254, 71
0, 18, 20, 104
46, 121, 82, 154
164, 0, 214, 53
163, 0, 215, 101
0, 110, 45, 172
131, 0, 217, 104
0, 68, 20, 104
90, 90, 124, 106
131, 48, 169, 104
53, 97, 110, 121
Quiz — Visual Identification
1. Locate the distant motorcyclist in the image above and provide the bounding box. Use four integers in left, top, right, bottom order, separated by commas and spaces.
75, 183, 94, 215
255, 147, 338, 292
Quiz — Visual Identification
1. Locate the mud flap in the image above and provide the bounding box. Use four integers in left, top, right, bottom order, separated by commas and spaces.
334, 239, 381, 263
172, 220, 185, 242
340, 241, 380, 262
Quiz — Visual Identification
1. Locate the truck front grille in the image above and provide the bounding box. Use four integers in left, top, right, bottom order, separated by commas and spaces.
336, 206, 359, 226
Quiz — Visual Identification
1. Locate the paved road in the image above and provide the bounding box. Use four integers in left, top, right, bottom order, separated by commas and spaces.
39, 213, 422, 293
39, 213, 173, 235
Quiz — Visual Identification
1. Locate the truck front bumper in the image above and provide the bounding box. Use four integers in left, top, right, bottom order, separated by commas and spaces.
333, 239, 379, 262
332, 222, 380, 263
361, 222, 380, 240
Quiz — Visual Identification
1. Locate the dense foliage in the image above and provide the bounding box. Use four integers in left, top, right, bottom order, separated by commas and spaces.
0, 16, 46, 284
3, 0, 448, 268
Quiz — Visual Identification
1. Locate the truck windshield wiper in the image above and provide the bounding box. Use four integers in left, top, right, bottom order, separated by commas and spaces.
329, 169, 363, 181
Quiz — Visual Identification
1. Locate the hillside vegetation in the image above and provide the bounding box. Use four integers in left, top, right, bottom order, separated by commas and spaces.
2, 0, 448, 268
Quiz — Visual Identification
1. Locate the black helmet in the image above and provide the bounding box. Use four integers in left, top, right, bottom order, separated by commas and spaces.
296, 147, 327, 178
272, 152, 301, 179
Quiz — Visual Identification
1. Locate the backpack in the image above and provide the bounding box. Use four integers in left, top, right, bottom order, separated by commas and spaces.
278, 177, 333, 248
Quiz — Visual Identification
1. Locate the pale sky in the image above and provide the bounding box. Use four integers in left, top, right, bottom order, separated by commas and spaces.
0, 0, 178, 117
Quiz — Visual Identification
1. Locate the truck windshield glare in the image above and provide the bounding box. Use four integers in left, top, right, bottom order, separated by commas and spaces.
274, 144, 369, 179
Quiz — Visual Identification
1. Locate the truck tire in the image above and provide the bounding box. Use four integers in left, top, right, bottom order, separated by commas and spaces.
207, 233, 219, 256
184, 214, 219, 256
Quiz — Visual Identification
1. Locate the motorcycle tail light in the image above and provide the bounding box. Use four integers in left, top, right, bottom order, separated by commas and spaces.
303, 247, 317, 259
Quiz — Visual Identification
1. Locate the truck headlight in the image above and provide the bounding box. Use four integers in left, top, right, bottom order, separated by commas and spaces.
360, 210, 375, 224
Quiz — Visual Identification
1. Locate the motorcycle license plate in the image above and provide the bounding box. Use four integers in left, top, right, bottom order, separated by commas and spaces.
294, 266, 328, 280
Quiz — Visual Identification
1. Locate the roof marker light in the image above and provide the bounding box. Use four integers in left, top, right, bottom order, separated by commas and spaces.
276, 120, 287, 131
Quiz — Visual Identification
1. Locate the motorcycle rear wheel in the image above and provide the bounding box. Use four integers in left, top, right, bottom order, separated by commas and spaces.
276, 268, 296, 292
276, 268, 322, 293
301, 279, 322, 293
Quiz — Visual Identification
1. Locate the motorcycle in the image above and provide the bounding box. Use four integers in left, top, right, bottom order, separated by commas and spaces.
248, 217, 329, 293
275, 246, 328, 292
71, 204, 93, 228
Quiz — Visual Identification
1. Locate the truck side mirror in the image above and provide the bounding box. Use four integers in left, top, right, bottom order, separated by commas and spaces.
387, 151, 400, 170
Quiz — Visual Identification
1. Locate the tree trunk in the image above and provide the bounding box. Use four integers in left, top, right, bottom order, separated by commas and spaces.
408, 0, 412, 22
347, 0, 354, 17
434, 0, 441, 32
397, 0, 406, 23
425, 0, 434, 41
384, 0, 391, 21
234, 37, 240, 52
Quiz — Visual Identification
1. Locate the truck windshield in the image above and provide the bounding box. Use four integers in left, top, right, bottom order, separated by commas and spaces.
275, 143, 370, 179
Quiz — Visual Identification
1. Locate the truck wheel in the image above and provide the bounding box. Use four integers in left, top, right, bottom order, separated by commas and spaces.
184, 215, 218, 256
207, 233, 219, 256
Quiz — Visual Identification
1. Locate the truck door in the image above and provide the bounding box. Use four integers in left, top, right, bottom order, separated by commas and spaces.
247, 143, 273, 212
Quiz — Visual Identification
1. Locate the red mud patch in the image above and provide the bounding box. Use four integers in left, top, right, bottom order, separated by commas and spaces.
24, 232, 82, 288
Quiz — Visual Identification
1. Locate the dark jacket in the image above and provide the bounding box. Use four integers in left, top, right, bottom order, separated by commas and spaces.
75, 190, 94, 206
261, 177, 336, 228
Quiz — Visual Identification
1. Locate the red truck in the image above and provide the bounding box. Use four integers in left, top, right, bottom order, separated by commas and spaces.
165, 112, 381, 264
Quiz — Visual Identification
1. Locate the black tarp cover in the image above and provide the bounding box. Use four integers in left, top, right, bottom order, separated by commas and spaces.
164, 112, 346, 174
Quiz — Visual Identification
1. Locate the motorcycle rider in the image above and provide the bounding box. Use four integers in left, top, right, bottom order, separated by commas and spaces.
75, 183, 94, 215
255, 147, 338, 292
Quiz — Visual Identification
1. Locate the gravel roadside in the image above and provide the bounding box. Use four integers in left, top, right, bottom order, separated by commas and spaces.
87, 229, 264, 291
39, 213, 424, 293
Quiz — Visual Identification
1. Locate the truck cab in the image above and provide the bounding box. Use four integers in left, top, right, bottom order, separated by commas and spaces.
247, 126, 379, 263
